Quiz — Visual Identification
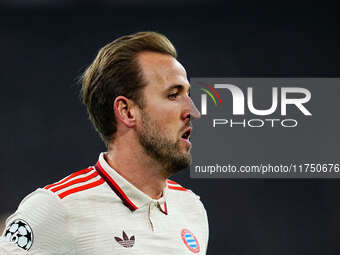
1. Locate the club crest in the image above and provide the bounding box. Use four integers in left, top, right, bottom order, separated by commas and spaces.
181, 228, 200, 253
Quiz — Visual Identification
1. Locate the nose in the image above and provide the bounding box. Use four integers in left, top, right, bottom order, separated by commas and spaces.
181, 94, 201, 120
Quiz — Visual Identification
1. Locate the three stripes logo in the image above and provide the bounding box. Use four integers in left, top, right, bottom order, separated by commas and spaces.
181, 229, 200, 253
200, 84, 223, 115
114, 231, 135, 248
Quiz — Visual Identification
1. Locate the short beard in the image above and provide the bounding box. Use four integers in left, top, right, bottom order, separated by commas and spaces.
137, 109, 191, 176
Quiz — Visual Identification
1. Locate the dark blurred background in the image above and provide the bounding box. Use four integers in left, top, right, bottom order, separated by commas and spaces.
1, 1, 340, 254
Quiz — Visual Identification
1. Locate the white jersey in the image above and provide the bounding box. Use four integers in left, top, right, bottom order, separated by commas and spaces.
0, 153, 209, 255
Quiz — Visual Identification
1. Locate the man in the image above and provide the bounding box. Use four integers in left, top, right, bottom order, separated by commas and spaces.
0, 32, 209, 254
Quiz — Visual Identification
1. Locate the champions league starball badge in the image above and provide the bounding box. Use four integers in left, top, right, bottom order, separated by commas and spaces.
4, 219, 34, 251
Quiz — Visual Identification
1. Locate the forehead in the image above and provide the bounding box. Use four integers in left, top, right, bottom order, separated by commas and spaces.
137, 51, 189, 91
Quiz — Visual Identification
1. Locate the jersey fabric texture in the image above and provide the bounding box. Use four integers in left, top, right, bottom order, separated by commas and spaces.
0, 153, 209, 255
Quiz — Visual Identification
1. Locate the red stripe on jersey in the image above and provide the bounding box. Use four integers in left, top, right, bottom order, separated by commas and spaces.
95, 161, 138, 211
167, 180, 178, 185
50, 171, 99, 193
58, 178, 105, 199
44, 168, 92, 190
168, 185, 187, 191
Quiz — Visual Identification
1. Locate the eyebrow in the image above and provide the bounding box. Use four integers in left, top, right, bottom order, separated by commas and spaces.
166, 84, 191, 94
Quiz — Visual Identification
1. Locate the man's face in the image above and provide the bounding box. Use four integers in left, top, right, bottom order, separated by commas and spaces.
135, 51, 197, 175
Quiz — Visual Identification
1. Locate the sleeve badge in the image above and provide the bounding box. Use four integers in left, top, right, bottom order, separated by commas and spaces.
4, 219, 33, 251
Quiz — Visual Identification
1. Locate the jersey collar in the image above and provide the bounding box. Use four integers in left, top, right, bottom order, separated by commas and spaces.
94, 152, 168, 215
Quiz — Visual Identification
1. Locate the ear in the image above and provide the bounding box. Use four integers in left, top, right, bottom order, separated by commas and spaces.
113, 96, 139, 128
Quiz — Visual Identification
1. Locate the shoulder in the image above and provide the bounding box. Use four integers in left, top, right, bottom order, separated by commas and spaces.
2, 188, 75, 254
167, 179, 207, 213
14, 188, 64, 216
0, 166, 104, 254
43, 166, 105, 200
167, 179, 190, 192
167, 179, 200, 199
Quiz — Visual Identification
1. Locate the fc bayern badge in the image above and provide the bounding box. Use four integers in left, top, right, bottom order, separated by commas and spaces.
4, 219, 34, 251
181, 228, 200, 253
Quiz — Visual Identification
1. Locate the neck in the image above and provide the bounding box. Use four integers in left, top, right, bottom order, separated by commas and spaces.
105, 137, 168, 200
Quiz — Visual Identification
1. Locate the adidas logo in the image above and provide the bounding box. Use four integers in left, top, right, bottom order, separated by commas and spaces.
114, 231, 135, 248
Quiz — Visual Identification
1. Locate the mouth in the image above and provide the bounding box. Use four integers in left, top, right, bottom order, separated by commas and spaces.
181, 127, 192, 140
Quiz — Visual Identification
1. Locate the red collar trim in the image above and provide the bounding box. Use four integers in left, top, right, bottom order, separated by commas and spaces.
158, 201, 168, 215
94, 161, 138, 211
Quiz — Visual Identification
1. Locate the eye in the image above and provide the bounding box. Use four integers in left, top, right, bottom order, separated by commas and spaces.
168, 93, 179, 100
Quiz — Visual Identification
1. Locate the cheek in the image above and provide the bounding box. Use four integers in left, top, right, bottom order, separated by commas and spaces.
145, 101, 182, 133
160, 115, 181, 139
149, 104, 180, 123
160, 109, 180, 125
